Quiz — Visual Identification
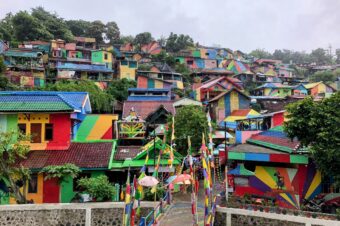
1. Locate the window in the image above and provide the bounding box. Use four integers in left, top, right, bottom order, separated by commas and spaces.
28, 174, 38, 193
18, 124, 26, 135
45, 124, 53, 141
30, 123, 42, 143
104, 53, 108, 60
187, 60, 193, 65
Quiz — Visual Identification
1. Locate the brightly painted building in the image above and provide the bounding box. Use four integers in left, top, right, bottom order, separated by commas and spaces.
224, 126, 322, 209
208, 88, 251, 123
253, 83, 293, 97
118, 59, 137, 80
136, 75, 173, 89
303, 82, 336, 98
91, 50, 113, 69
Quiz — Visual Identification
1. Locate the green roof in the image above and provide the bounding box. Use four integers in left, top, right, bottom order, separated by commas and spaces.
0, 102, 74, 112
247, 139, 293, 153
4, 50, 42, 58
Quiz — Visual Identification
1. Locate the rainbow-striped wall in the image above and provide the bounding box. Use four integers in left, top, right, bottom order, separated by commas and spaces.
74, 114, 118, 141
235, 164, 322, 209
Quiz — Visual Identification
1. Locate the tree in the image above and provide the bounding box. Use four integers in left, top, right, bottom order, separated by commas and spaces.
86, 20, 106, 44
249, 49, 272, 59
175, 63, 192, 84
310, 70, 337, 83
31, 7, 73, 42
66, 20, 91, 37
133, 32, 153, 49
168, 105, 208, 155
310, 48, 332, 65
105, 21, 120, 44
0, 56, 9, 90
335, 49, 340, 64
0, 13, 14, 41
12, 11, 53, 41
106, 78, 136, 102
77, 175, 115, 201
119, 35, 135, 44
151, 50, 176, 67
41, 164, 80, 181
45, 80, 113, 113
284, 92, 340, 185
165, 32, 194, 53
0, 130, 30, 204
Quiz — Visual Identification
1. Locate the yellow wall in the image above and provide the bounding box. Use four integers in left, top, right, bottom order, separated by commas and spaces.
230, 91, 239, 113
154, 80, 163, 88
10, 173, 44, 204
18, 113, 49, 150
102, 51, 112, 64
175, 81, 184, 89
119, 65, 136, 80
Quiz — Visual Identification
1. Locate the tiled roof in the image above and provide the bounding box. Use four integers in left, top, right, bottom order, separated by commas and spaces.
0, 91, 91, 113
114, 146, 143, 160
247, 127, 299, 153
20, 142, 113, 169
122, 101, 175, 120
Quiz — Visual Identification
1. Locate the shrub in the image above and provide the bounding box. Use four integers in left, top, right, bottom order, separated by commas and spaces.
77, 175, 115, 201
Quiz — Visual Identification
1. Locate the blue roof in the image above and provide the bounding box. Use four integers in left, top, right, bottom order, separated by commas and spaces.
128, 88, 170, 92
57, 63, 114, 73
0, 91, 91, 113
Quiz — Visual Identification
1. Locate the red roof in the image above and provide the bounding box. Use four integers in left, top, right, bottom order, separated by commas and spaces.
231, 109, 252, 116
20, 142, 113, 169
122, 101, 175, 120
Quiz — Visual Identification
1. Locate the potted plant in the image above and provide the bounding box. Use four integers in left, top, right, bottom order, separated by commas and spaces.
264, 207, 269, 213
259, 206, 264, 212
282, 209, 287, 215
312, 212, 317, 218
293, 210, 299, 216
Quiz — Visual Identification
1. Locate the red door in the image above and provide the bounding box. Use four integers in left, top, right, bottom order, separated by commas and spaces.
43, 178, 60, 203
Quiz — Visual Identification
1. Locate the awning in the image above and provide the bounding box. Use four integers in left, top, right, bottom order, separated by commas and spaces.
212, 130, 233, 139
228, 163, 254, 176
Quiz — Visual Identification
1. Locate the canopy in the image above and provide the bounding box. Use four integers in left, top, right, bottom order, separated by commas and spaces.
228, 163, 254, 176
212, 130, 233, 139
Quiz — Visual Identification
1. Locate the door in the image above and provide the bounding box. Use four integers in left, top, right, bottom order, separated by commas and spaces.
43, 178, 60, 203
30, 123, 42, 143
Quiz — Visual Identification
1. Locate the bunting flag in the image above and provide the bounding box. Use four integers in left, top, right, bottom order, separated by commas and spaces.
188, 137, 198, 225
123, 170, 131, 226
169, 116, 175, 168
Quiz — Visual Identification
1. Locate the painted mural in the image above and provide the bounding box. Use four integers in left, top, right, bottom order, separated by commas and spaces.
236, 165, 322, 209
75, 114, 118, 141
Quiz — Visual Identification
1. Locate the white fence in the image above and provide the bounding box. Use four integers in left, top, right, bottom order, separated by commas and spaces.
216, 206, 340, 226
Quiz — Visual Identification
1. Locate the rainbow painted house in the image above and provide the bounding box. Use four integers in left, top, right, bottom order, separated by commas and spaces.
0, 91, 117, 204
223, 126, 322, 209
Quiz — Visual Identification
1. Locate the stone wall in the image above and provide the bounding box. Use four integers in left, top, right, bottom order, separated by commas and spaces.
0, 209, 86, 226
0, 202, 156, 226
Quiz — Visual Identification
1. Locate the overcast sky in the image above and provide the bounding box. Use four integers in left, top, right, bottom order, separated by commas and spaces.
1, 0, 339, 53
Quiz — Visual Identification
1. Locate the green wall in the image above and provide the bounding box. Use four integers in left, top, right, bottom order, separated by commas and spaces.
60, 171, 106, 203
91, 51, 103, 63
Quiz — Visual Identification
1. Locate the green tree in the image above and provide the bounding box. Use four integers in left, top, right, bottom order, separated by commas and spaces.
133, 32, 153, 49
41, 164, 80, 181
119, 35, 135, 44
165, 32, 194, 53
175, 63, 192, 84
86, 20, 106, 44
12, 11, 53, 41
335, 49, 340, 64
151, 50, 176, 67
66, 20, 91, 37
0, 13, 15, 41
77, 175, 115, 201
31, 7, 73, 42
249, 49, 272, 59
310, 48, 332, 65
0, 130, 30, 204
105, 21, 120, 44
46, 80, 113, 113
284, 92, 340, 185
107, 78, 136, 102
310, 70, 336, 83
168, 105, 208, 155
0, 56, 9, 90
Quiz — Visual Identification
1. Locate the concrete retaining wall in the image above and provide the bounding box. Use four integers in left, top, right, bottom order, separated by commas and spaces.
0, 202, 156, 226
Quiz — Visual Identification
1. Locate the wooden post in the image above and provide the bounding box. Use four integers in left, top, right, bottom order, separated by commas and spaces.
225, 166, 228, 203
226, 212, 231, 226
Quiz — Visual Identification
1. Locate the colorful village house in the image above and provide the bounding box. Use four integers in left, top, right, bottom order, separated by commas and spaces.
192, 76, 244, 102
222, 126, 322, 209
47, 38, 115, 85
136, 74, 173, 90
141, 41, 162, 55
219, 59, 254, 83
276, 64, 296, 83
137, 62, 184, 89
3, 47, 47, 88
293, 82, 336, 98
252, 59, 282, 83
0, 91, 106, 204
117, 59, 138, 80
252, 83, 293, 97
190, 68, 234, 84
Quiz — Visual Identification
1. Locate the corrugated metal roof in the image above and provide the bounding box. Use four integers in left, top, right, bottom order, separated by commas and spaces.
57, 63, 114, 72
4, 50, 42, 58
